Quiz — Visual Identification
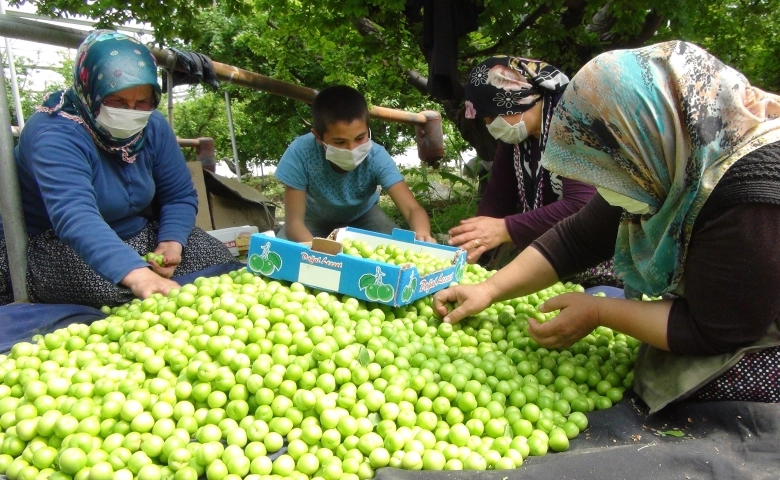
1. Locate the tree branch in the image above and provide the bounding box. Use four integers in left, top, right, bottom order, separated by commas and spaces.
404, 69, 428, 95
606, 10, 665, 49
585, 1, 617, 39
470, 1, 551, 58
353, 17, 433, 101
355, 17, 381, 38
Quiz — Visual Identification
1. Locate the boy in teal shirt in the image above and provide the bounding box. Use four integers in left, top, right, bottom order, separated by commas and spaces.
275, 85, 435, 242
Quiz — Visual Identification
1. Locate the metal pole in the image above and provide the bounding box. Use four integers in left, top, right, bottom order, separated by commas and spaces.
166, 69, 174, 129
0, 63, 29, 302
224, 91, 240, 181
0, 2, 25, 128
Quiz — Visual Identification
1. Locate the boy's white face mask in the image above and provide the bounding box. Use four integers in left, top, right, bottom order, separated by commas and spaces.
95, 105, 153, 139
597, 188, 651, 215
486, 114, 529, 144
323, 139, 372, 171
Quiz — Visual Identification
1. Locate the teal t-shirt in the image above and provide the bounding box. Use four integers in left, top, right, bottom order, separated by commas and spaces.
275, 133, 404, 223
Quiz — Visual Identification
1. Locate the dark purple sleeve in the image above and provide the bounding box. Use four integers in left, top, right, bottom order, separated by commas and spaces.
476, 143, 597, 250
476, 142, 518, 219
504, 176, 596, 250
667, 203, 780, 355
532, 194, 622, 278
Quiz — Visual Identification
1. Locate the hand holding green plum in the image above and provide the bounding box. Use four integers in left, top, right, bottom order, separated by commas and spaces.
528, 292, 601, 349
433, 282, 497, 324
147, 241, 183, 278
141, 252, 165, 266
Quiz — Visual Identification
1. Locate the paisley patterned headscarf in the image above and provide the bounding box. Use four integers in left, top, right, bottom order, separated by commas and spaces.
465, 56, 570, 212
541, 41, 780, 296
38, 30, 161, 163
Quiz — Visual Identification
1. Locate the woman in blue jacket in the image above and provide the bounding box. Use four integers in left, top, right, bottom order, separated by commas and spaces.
0, 30, 233, 307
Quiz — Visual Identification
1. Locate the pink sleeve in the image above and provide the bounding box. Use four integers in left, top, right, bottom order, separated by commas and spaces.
476, 142, 519, 219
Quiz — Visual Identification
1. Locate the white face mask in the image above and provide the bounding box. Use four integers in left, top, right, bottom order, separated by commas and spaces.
323, 139, 372, 171
95, 105, 153, 139
597, 188, 651, 214
486, 114, 529, 144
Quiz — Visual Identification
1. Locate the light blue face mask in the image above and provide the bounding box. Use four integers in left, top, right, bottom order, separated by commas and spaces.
486, 114, 529, 144
597, 188, 651, 214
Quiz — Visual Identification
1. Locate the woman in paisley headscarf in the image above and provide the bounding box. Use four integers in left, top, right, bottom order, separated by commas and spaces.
449, 56, 618, 286
0, 30, 234, 308
435, 41, 780, 412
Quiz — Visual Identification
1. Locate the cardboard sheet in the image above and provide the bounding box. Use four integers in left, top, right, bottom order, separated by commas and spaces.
186, 162, 277, 232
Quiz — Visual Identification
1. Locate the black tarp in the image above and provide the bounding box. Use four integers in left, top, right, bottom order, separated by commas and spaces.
376, 392, 780, 480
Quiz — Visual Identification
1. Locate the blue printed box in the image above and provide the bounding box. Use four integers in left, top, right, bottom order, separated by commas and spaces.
246, 227, 466, 306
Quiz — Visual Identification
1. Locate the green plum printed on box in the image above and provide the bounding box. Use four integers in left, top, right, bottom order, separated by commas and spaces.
455, 260, 466, 282
401, 273, 418, 303
248, 242, 282, 275
359, 266, 395, 303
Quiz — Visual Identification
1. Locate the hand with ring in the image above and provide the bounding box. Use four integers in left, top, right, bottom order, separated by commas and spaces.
448, 216, 512, 264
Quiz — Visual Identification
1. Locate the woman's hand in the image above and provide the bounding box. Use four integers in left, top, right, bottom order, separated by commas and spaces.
121, 267, 180, 299
527, 292, 601, 349
149, 241, 183, 278
448, 217, 511, 263
433, 282, 497, 324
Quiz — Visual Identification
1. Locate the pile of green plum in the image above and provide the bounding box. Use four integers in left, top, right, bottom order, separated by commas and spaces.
0, 263, 638, 480
341, 239, 453, 275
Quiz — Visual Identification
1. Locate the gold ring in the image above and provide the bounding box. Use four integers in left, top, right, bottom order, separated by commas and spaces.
473, 239, 480, 247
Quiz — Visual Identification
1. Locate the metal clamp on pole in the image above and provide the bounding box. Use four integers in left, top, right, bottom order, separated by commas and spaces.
415, 111, 445, 167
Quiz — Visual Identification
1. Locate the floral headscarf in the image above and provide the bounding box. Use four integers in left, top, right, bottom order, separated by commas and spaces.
465, 56, 570, 212
38, 30, 161, 163
541, 41, 780, 296
464, 56, 569, 120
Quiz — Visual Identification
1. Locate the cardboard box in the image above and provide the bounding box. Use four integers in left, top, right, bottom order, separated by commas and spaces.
207, 225, 259, 259
187, 161, 213, 231
247, 227, 467, 306
186, 162, 277, 232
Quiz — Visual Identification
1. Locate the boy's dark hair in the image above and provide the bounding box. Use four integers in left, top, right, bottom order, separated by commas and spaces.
311, 85, 370, 137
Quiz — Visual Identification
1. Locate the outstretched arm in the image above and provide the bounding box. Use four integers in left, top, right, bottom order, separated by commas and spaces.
283, 186, 314, 243
386, 182, 436, 243
530, 294, 672, 350
433, 245, 559, 323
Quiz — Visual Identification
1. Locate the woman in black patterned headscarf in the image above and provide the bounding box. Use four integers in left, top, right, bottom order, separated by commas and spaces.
449, 56, 617, 287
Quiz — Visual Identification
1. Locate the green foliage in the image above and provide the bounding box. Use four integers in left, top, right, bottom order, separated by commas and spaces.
664, 0, 780, 91
459, 0, 779, 92
7, 0, 778, 237
158, 3, 433, 168
379, 165, 480, 236
166, 87, 283, 172
9, 0, 214, 43
11, 0, 779, 170
2, 50, 72, 127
